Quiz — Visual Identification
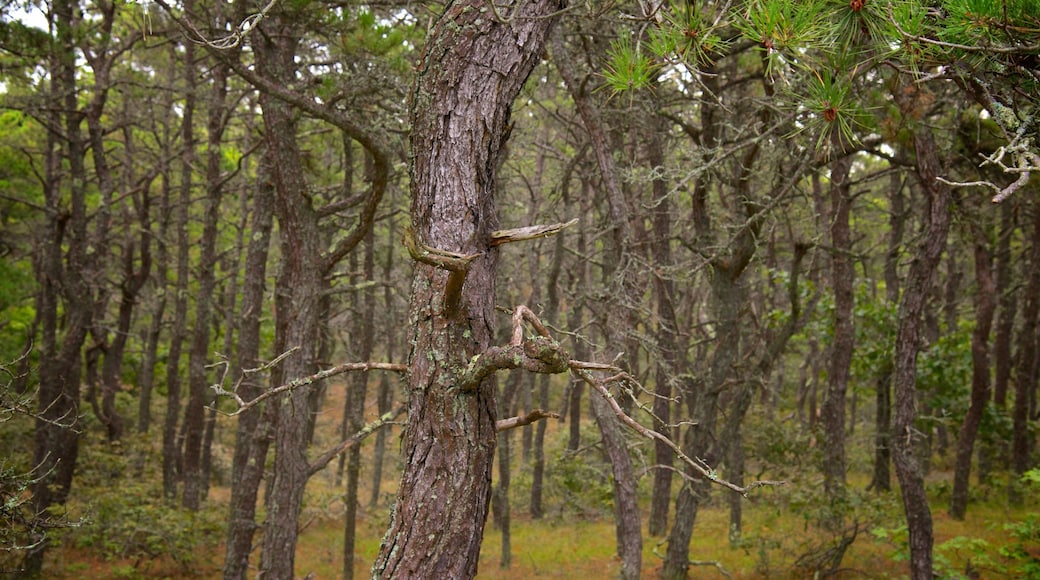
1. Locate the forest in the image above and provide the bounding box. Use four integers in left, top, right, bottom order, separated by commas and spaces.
1, 0, 1039, 578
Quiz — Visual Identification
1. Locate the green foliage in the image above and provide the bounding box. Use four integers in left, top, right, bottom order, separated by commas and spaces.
602, 34, 660, 96
62, 437, 224, 574
916, 324, 973, 425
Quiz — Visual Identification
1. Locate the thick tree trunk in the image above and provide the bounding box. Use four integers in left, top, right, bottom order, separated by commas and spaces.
950, 229, 995, 519
372, 3, 561, 577
253, 21, 325, 579
891, 82, 949, 580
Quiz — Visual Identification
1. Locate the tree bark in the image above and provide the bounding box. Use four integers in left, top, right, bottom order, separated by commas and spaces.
1011, 198, 1040, 503
891, 82, 950, 580
182, 48, 229, 511
949, 223, 995, 520
372, 3, 562, 577
222, 152, 275, 580
162, 24, 197, 503
820, 153, 854, 510
25, 0, 90, 570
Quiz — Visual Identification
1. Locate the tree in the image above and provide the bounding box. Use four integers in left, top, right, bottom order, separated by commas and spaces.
371, 2, 564, 576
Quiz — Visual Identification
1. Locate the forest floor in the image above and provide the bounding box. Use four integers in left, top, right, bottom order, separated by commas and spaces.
38, 386, 1038, 579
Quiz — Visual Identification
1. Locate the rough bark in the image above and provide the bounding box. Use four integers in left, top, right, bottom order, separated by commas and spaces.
891, 82, 949, 580
371, 3, 562, 577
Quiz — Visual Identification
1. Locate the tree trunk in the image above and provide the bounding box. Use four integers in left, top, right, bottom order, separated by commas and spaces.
343, 224, 375, 580
891, 82, 950, 580
182, 53, 229, 510
1011, 199, 1040, 503
25, 1, 90, 570
372, 3, 561, 577
253, 19, 325, 579
222, 152, 276, 580
979, 202, 1016, 481
162, 26, 196, 503
648, 112, 677, 538
950, 225, 995, 519
820, 153, 854, 510
369, 216, 398, 508
870, 173, 906, 493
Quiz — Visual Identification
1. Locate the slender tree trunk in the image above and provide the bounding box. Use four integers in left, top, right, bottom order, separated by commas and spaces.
950, 225, 995, 519
553, 31, 643, 577
182, 51, 229, 511
979, 202, 1016, 480
1011, 200, 1040, 503
821, 153, 854, 510
891, 82, 950, 580
372, 3, 561, 577
870, 173, 906, 492
25, 1, 90, 570
648, 113, 677, 538
369, 216, 397, 509
222, 153, 275, 580
162, 28, 196, 503
343, 224, 375, 580
253, 19, 325, 578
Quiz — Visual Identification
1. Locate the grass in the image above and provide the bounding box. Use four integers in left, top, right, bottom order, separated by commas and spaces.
30, 386, 1039, 579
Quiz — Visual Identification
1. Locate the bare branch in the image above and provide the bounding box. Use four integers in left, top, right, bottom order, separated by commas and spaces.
308, 404, 406, 476
490, 218, 578, 247
496, 409, 560, 432
572, 366, 786, 497
210, 353, 407, 416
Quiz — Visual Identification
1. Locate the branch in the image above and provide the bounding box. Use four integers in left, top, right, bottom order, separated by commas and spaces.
210, 354, 407, 416
496, 409, 560, 432
457, 305, 570, 391
401, 226, 479, 271
308, 404, 406, 476
489, 218, 578, 246
572, 366, 786, 497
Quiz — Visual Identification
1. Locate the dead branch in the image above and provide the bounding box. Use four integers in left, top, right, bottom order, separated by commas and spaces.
308, 404, 407, 476
490, 218, 578, 246
572, 366, 785, 497
496, 409, 560, 432
209, 352, 407, 416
